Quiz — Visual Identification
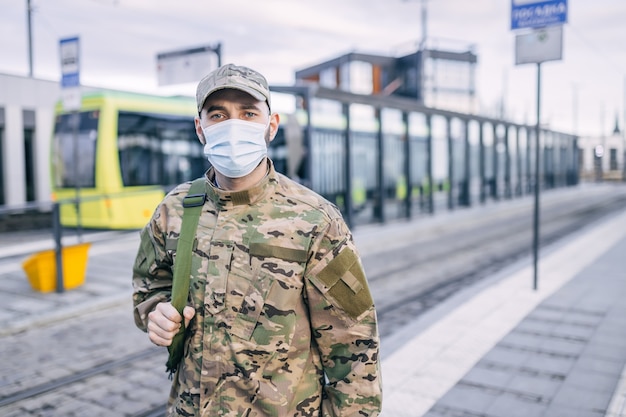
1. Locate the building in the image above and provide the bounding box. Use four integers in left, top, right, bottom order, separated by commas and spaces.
0, 73, 60, 206
577, 118, 626, 182
295, 47, 478, 114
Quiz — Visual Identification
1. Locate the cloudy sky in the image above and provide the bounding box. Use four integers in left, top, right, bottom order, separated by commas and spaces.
2, 0, 625, 137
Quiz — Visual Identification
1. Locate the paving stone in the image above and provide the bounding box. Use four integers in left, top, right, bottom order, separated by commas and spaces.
574, 355, 625, 375
505, 374, 562, 399
550, 385, 612, 413
485, 393, 548, 417
542, 404, 606, 417
565, 367, 620, 392
435, 383, 500, 416
461, 365, 514, 388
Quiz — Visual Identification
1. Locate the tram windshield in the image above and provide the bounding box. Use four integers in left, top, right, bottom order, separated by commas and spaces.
117, 111, 206, 188
52, 111, 99, 188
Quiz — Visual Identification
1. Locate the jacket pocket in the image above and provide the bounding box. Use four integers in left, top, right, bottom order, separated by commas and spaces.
204, 240, 233, 315
228, 268, 274, 341
227, 242, 307, 343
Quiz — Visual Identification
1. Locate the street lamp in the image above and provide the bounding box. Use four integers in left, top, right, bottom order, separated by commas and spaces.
623, 75, 626, 181
403, 0, 429, 103
27, 0, 34, 77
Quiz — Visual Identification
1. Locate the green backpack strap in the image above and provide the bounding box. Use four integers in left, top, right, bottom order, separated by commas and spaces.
165, 177, 206, 376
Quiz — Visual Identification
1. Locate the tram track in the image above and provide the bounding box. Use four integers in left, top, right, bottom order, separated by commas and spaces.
0, 347, 161, 408
369, 192, 626, 337
1, 187, 625, 416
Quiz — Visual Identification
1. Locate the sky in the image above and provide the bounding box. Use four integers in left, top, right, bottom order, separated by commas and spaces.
2, 0, 626, 138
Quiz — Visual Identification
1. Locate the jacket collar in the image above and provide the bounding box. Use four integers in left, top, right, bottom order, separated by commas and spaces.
204, 159, 278, 209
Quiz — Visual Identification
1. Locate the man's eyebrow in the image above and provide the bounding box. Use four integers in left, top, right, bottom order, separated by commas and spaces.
238, 102, 264, 111
205, 103, 263, 113
205, 104, 227, 113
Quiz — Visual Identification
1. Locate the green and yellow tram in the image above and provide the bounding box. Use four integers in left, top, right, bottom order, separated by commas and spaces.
51, 90, 206, 229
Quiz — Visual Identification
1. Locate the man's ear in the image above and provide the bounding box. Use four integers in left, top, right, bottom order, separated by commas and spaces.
194, 116, 206, 145
268, 113, 280, 143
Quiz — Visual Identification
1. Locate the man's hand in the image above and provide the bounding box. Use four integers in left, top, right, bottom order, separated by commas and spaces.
147, 302, 195, 347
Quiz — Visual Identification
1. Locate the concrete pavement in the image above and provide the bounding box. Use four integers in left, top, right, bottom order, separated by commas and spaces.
381, 207, 626, 417
0, 184, 625, 416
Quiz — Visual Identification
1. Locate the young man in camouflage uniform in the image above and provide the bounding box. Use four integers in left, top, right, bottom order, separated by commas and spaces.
132, 63, 382, 417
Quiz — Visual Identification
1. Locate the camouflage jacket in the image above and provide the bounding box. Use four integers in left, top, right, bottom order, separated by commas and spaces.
133, 161, 382, 417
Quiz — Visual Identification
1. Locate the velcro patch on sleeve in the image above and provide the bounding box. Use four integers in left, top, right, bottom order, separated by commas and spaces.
316, 248, 373, 319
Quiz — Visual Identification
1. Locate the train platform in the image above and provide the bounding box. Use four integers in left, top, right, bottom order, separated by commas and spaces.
381, 203, 626, 416
0, 184, 625, 416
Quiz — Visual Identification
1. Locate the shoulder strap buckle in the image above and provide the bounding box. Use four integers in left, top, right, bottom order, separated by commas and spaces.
183, 194, 206, 208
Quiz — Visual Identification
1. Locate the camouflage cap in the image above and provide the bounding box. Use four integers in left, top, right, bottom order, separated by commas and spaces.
196, 63, 271, 113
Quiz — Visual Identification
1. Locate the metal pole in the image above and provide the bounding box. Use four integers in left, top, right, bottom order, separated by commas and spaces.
446, 117, 454, 210
532, 62, 542, 291
303, 88, 313, 190
426, 114, 434, 214
53, 202, 64, 293
215, 42, 222, 67
462, 119, 471, 206
623, 75, 626, 182
342, 103, 354, 229
73, 111, 83, 241
479, 122, 485, 204
403, 111, 412, 218
420, 0, 427, 50
375, 108, 385, 222
27, 0, 34, 77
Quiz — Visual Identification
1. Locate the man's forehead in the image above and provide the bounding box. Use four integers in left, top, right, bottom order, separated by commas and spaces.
203, 89, 268, 111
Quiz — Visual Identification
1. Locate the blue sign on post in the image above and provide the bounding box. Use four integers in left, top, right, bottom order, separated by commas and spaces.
511, 0, 567, 30
59, 36, 81, 111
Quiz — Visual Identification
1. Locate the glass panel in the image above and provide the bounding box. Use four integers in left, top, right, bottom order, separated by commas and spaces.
508, 126, 518, 180
350, 104, 377, 197
468, 120, 480, 180
451, 118, 465, 182
482, 123, 494, 178
431, 115, 448, 182
381, 108, 404, 191
408, 112, 428, 185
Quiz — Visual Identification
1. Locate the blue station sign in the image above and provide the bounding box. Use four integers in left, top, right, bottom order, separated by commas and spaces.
511, 0, 567, 30
59, 36, 80, 88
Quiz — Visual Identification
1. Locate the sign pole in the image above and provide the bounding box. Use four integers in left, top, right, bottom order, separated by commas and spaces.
512, 0, 566, 290
73, 110, 82, 242
59, 36, 82, 241
533, 62, 541, 290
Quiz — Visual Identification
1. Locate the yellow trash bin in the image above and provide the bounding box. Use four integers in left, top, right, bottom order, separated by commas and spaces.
22, 242, 91, 292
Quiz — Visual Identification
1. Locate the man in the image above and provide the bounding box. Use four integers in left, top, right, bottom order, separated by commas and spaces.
132, 63, 382, 417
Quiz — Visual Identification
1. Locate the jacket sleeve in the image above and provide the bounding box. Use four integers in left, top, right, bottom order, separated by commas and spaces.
132, 202, 175, 331
304, 212, 382, 417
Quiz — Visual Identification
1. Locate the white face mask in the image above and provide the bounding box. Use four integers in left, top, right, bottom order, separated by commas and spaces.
202, 119, 269, 179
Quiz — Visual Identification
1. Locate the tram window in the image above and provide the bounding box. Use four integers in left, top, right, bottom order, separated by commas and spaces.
24, 127, 35, 201
52, 112, 98, 188
118, 111, 206, 188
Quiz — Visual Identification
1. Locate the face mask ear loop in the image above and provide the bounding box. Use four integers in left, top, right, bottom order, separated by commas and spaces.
265, 116, 274, 140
